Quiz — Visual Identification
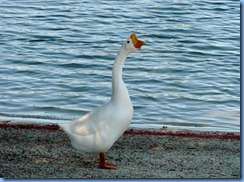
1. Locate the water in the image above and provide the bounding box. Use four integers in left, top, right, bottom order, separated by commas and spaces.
0, 0, 240, 132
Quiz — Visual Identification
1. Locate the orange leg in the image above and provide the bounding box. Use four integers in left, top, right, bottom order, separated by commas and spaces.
99, 153, 118, 170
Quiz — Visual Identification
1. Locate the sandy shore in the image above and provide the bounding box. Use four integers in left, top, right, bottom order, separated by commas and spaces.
0, 123, 240, 178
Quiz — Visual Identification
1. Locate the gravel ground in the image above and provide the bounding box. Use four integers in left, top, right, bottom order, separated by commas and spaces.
0, 124, 240, 178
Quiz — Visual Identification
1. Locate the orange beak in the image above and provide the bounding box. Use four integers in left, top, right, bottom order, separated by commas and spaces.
130, 34, 145, 50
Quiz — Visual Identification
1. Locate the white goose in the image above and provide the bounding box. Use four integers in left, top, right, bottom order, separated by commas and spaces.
60, 34, 145, 169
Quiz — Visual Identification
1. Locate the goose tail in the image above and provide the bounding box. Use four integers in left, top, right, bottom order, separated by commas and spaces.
58, 123, 69, 132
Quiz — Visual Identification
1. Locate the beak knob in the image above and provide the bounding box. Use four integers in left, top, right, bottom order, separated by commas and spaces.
130, 34, 146, 50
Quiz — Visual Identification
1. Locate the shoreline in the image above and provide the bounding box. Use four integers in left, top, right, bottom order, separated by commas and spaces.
0, 122, 240, 178
0, 122, 240, 140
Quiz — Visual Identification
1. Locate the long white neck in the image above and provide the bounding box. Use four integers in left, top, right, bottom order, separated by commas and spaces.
111, 47, 130, 103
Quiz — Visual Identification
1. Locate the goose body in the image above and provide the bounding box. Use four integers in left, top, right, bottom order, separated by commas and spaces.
61, 98, 133, 153
59, 34, 145, 169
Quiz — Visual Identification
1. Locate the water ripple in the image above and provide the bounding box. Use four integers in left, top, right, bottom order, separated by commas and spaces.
0, 0, 239, 132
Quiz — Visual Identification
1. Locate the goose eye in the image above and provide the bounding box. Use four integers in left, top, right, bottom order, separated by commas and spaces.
127, 40, 130, 43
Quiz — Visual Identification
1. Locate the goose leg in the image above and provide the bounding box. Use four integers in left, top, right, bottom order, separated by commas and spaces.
99, 153, 118, 170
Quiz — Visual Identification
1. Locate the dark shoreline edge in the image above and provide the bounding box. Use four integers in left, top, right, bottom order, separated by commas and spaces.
0, 122, 240, 140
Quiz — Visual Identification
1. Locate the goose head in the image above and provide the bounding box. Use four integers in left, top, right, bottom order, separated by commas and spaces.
122, 34, 145, 55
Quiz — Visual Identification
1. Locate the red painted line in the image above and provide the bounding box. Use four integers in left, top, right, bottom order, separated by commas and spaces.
0, 123, 240, 140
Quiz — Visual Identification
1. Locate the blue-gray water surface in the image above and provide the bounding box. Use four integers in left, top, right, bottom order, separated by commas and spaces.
0, 0, 240, 132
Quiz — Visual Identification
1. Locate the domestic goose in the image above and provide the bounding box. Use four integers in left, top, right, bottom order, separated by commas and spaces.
60, 34, 145, 169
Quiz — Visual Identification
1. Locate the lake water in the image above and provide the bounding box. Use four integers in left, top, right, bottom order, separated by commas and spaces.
0, 0, 240, 132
